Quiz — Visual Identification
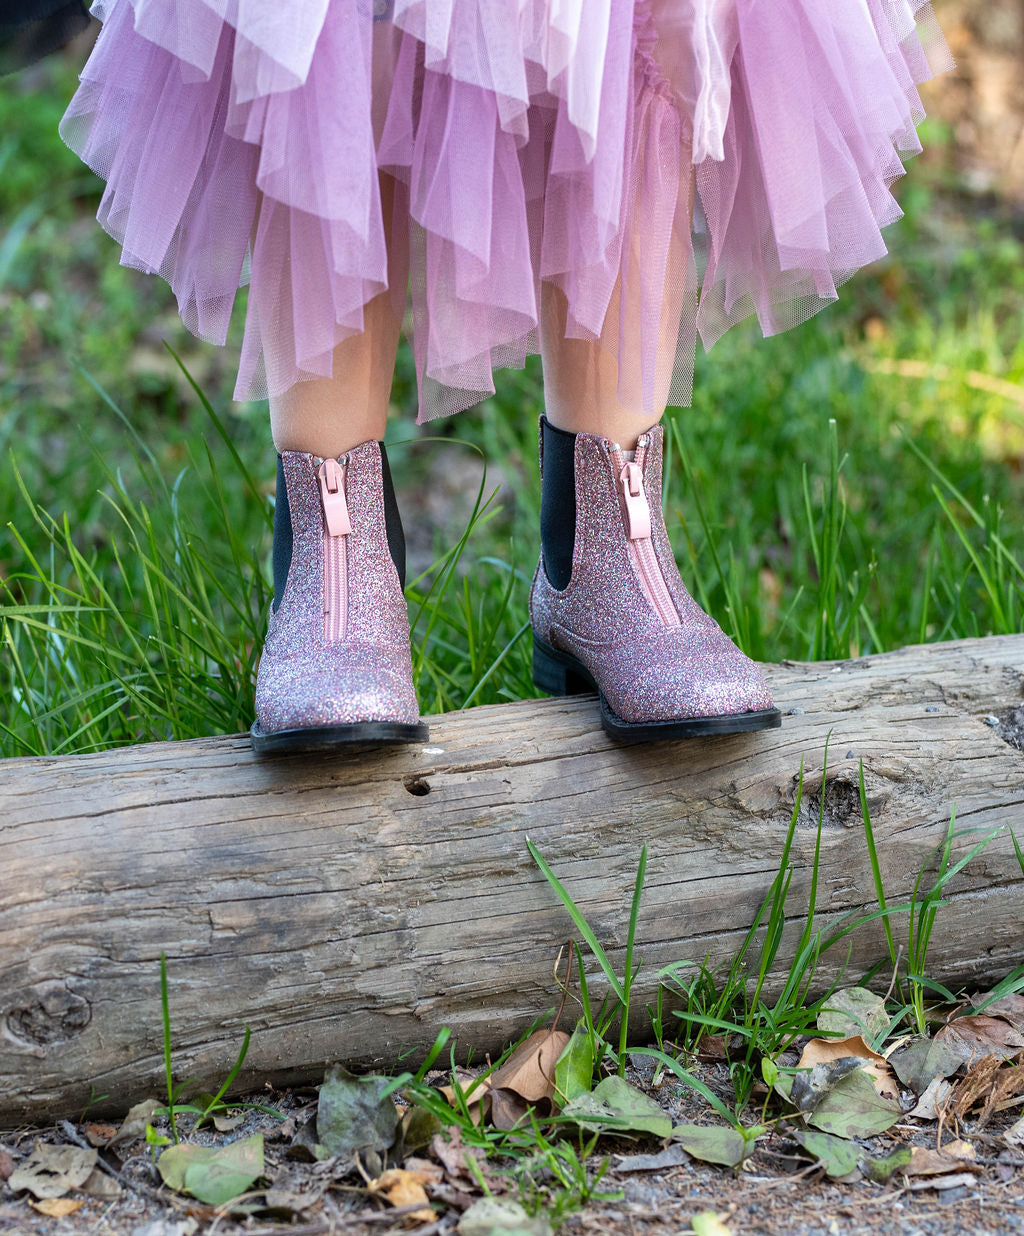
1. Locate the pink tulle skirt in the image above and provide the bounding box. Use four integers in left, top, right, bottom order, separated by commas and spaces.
60, 0, 952, 420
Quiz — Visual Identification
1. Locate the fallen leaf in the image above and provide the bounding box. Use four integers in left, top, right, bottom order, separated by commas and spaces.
554, 1025, 594, 1105
970, 991, 1024, 1031
317, 1067, 399, 1158
908, 1075, 953, 1121
431, 1128, 488, 1185
817, 988, 889, 1042
8, 1143, 97, 1199
793, 1129, 860, 1179
399, 1103, 442, 1155
110, 1098, 162, 1147
778, 1057, 863, 1115
935, 1016, 1024, 1064
672, 1124, 751, 1168
861, 1147, 913, 1183
370, 1167, 438, 1225
213, 1113, 245, 1133
1004, 1116, 1024, 1148
695, 1036, 730, 1063
157, 1134, 264, 1206
458, 1197, 554, 1236
887, 1037, 963, 1093
905, 1144, 980, 1178
691, 1213, 733, 1235
562, 1075, 672, 1139
0, 1149, 13, 1182
29, 1197, 85, 1217
482, 1028, 571, 1127
611, 1144, 689, 1173
80, 1167, 122, 1199
263, 1163, 330, 1215
83, 1123, 119, 1146
907, 1171, 979, 1192
798, 1036, 899, 1101
806, 1068, 903, 1139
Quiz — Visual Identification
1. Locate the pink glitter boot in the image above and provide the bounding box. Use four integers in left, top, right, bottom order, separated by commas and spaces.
530, 420, 781, 742
250, 441, 428, 754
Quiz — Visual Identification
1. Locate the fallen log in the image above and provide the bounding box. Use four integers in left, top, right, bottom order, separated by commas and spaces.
1, 635, 1022, 1124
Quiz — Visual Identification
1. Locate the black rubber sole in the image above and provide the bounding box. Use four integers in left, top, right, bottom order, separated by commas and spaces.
250, 718, 429, 756
532, 634, 782, 743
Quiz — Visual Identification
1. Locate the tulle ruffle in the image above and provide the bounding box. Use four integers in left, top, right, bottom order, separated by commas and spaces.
59, 0, 952, 418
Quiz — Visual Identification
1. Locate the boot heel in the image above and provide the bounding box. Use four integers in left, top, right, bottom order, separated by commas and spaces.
533, 637, 592, 697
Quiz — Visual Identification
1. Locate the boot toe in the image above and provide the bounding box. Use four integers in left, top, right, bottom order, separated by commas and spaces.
255, 644, 420, 733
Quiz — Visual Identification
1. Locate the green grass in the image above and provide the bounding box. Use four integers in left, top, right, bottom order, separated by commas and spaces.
2, 61, 1024, 757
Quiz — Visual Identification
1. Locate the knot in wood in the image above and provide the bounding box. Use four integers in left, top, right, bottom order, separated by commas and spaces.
3, 981, 91, 1049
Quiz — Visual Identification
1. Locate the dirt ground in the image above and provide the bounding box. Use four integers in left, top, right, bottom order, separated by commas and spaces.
3, 1057, 1023, 1236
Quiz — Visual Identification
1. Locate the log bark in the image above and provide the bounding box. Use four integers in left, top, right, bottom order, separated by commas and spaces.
1, 635, 1023, 1124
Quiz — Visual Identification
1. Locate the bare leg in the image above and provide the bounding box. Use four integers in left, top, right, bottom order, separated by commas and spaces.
269, 174, 405, 458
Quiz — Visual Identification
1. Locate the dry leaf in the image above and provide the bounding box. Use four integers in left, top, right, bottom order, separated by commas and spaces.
83, 1123, 118, 1147
80, 1168, 122, 1200
907, 1171, 979, 1192
369, 1168, 437, 1225
1004, 1116, 1024, 1148
908, 1076, 953, 1121
488, 1029, 570, 1103
29, 1198, 85, 1217
935, 1016, 1024, 1064
906, 1145, 981, 1178
970, 992, 1024, 1032
798, 1036, 900, 1101
430, 1129, 488, 1186
7, 1143, 98, 1199
0, 1149, 13, 1182
109, 1098, 162, 1148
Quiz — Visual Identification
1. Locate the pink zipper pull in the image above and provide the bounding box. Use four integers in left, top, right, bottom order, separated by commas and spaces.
317, 458, 351, 537
619, 462, 651, 541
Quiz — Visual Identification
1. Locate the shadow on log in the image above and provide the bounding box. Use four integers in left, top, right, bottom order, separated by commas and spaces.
1, 635, 1023, 1124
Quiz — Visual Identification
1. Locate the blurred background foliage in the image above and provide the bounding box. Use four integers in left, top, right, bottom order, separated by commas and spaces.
1, 0, 1023, 755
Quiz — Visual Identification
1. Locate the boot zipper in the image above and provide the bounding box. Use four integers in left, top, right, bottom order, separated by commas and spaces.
316, 456, 350, 643
607, 435, 680, 628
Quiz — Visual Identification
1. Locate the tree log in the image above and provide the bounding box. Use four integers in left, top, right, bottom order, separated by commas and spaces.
1, 635, 1023, 1124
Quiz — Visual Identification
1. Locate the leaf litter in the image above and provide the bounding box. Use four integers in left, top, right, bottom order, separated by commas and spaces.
3, 985, 1024, 1235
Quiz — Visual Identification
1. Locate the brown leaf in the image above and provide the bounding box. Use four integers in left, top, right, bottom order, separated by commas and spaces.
79, 1168, 122, 1200
430, 1129, 487, 1185
905, 1144, 981, 1178
28, 1198, 85, 1217
83, 1123, 119, 1147
369, 1168, 437, 1225
0, 1149, 13, 1182
1004, 1115, 1024, 1148
970, 992, 1024, 1032
798, 1036, 900, 1101
7, 1143, 98, 1199
696, 1036, 730, 1063
907, 1171, 980, 1192
908, 1076, 953, 1121
109, 1098, 162, 1149
487, 1029, 570, 1103
935, 1016, 1024, 1064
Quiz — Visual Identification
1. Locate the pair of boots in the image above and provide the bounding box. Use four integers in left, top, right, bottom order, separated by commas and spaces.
250, 419, 780, 753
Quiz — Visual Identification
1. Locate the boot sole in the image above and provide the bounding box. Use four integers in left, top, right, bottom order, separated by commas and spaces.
532, 635, 782, 743
250, 719, 429, 756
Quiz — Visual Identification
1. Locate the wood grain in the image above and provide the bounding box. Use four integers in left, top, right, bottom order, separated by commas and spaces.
1, 635, 1022, 1123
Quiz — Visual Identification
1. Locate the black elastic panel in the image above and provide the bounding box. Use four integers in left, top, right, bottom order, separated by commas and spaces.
271, 454, 292, 613
539, 415, 577, 591
379, 442, 407, 589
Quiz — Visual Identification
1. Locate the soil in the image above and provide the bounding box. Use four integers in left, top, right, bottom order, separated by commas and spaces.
3, 1058, 1022, 1236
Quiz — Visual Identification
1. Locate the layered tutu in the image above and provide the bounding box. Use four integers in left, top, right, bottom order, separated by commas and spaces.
60, 0, 952, 419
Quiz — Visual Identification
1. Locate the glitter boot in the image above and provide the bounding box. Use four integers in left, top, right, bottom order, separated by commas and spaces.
250, 441, 428, 754
530, 419, 781, 741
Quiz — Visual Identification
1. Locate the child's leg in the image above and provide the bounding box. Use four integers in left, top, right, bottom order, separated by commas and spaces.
531, 269, 780, 741
269, 174, 405, 457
